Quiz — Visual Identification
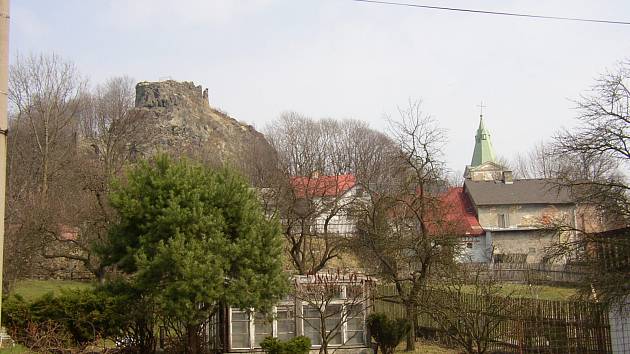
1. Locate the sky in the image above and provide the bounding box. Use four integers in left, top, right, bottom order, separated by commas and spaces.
9, 0, 630, 174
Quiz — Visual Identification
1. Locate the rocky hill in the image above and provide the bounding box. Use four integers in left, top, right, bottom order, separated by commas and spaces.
135, 80, 271, 163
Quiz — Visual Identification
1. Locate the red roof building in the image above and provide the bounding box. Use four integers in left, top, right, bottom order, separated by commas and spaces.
439, 187, 485, 237
290, 174, 356, 198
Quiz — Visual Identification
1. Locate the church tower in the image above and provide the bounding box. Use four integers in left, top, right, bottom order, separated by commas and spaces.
464, 114, 511, 182
470, 116, 496, 166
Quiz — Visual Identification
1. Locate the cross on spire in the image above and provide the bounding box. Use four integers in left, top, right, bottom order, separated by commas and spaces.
477, 100, 486, 118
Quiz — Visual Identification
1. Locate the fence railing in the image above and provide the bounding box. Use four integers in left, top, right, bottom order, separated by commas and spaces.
374, 284, 612, 353
466, 262, 590, 284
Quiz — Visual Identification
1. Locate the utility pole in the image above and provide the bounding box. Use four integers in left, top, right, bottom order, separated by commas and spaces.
0, 0, 9, 344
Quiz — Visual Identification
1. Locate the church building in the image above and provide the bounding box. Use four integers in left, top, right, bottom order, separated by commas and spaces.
460, 115, 577, 263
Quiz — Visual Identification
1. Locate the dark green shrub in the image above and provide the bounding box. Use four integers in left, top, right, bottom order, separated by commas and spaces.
2, 289, 113, 349
260, 336, 311, 354
261, 337, 283, 353
2, 281, 157, 353
283, 336, 311, 353
367, 313, 411, 354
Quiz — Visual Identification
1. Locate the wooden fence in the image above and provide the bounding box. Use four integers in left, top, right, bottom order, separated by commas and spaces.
465, 263, 589, 284
374, 285, 612, 353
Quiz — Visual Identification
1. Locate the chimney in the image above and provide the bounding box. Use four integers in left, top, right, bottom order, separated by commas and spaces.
502, 170, 513, 184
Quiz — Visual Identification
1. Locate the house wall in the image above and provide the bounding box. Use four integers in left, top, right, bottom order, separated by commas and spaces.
458, 235, 492, 263
476, 204, 575, 229
473, 203, 576, 263
311, 188, 361, 236
491, 230, 557, 263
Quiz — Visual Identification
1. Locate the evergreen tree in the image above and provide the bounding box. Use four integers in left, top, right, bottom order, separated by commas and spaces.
99, 155, 288, 353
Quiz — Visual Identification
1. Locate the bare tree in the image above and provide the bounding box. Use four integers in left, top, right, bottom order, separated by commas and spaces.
80, 76, 149, 177
41, 76, 150, 282
421, 266, 516, 354
6, 54, 148, 283
513, 141, 618, 182
9, 53, 86, 197
5, 53, 87, 285
264, 113, 393, 275
553, 61, 629, 223
544, 60, 630, 304
354, 101, 461, 351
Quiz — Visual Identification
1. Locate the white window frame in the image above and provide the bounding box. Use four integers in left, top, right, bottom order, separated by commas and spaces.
300, 284, 367, 348
229, 282, 368, 350
229, 308, 252, 350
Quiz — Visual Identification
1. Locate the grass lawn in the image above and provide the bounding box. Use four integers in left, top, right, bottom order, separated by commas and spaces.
0, 344, 29, 353
460, 283, 578, 301
495, 283, 578, 301
9, 279, 93, 301
395, 340, 458, 353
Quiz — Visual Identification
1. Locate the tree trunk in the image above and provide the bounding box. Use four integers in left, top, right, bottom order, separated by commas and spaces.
405, 303, 416, 351
96, 266, 106, 285
186, 324, 201, 354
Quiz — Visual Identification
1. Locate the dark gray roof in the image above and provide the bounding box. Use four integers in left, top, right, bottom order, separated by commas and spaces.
464, 179, 574, 206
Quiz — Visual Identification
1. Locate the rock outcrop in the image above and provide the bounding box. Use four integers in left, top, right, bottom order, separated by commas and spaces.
135, 80, 271, 162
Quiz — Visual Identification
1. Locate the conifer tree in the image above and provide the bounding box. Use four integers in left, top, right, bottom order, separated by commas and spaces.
99, 155, 288, 353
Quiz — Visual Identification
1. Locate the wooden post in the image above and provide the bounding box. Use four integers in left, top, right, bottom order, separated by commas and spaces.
0, 0, 9, 343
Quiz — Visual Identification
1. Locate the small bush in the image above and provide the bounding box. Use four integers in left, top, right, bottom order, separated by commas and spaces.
2, 281, 157, 353
260, 336, 311, 354
367, 313, 410, 354
2, 290, 111, 350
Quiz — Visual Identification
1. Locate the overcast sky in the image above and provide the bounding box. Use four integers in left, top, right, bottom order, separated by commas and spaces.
10, 0, 630, 174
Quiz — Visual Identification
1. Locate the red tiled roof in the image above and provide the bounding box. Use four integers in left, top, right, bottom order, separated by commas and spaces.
439, 187, 485, 237
290, 174, 356, 198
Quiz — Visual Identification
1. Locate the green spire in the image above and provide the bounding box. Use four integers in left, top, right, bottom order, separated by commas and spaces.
470, 115, 496, 166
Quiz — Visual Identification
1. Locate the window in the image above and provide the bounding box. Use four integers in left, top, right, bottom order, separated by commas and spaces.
254, 312, 272, 346
303, 304, 344, 346
231, 310, 250, 349
529, 247, 536, 254
345, 304, 365, 345
228, 281, 369, 349
466, 242, 473, 249
276, 306, 295, 341
325, 305, 342, 345
498, 213, 508, 228
303, 305, 322, 345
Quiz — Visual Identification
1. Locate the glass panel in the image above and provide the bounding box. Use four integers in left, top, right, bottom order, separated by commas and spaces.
325, 304, 342, 346
347, 317, 362, 330
303, 305, 322, 345
231, 310, 250, 349
328, 330, 342, 345
277, 306, 295, 341
304, 306, 321, 318
346, 304, 365, 345
346, 330, 364, 345
232, 311, 249, 321
254, 312, 272, 347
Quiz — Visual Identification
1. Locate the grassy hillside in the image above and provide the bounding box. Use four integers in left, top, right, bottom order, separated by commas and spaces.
8, 279, 93, 301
